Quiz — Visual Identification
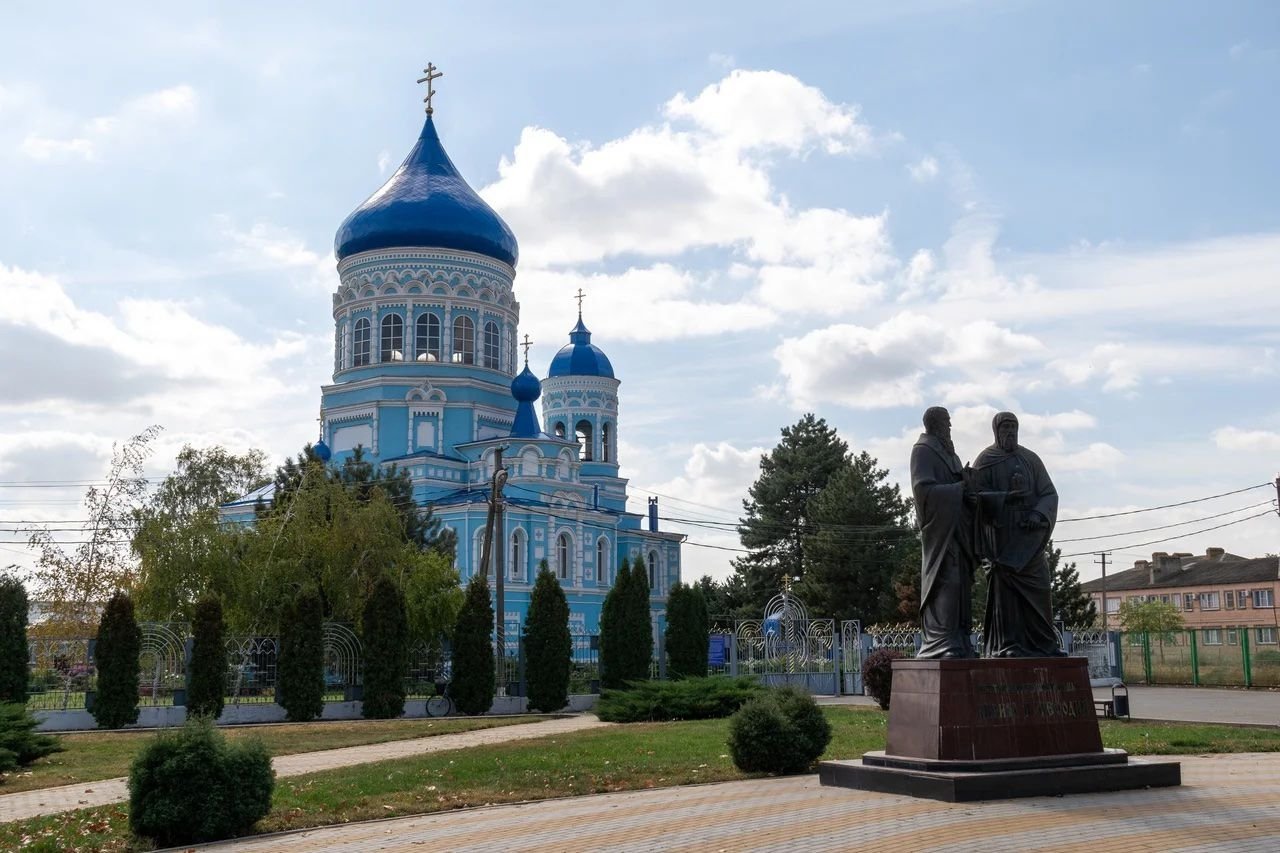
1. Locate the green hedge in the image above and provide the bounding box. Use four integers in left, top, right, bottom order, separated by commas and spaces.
596, 675, 765, 722
727, 686, 832, 774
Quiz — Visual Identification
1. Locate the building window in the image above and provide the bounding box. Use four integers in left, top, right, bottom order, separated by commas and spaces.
353, 317, 371, 366
596, 537, 608, 583
1198, 592, 1220, 610
510, 529, 525, 582
1253, 589, 1275, 608
416, 313, 441, 361
1257, 627, 1277, 645
576, 420, 593, 461
1105, 598, 1120, 614
1159, 594, 1170, 605
1227, 629, 1238, 646
647, 550, 658, 591
1183, 593, 1195, 611
1226, 590, 1235, 609
380, 314, 405, 362
483, 320, 500, 369
1202, 629, 1222, 645
336, 323, 348, 371
452, 315, 475, 364
556, 533, 571, 580
473, 526, 487, 578
554, 422, 566, 439
1238, 590, 1249, 609
601, 423, 611, 463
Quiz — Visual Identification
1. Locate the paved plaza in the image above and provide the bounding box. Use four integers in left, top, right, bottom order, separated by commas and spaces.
198, 752, 1280, 852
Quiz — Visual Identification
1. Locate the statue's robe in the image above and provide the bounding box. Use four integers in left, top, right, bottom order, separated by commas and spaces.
973, 442, 1063, 657
910, 433, 976, 659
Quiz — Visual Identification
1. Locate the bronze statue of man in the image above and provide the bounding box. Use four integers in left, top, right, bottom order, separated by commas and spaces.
972, 411, 1064, 657
909, 407, 978, 658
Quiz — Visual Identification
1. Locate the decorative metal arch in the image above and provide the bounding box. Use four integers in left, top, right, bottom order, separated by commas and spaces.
139, 623, 188, 704
323, 623, 362, 688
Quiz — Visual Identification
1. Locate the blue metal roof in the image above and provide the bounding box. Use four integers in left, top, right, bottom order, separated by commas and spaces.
547, 317, 615, 379
334, 116, 519, 267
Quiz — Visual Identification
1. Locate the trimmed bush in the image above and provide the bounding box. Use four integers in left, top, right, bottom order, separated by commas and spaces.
187, 594, 226, 719
727, 688, 831, 774
128, 718, 273, 846
599, 559, 630, 689
362, 574, 409, 719
0, 576, 28, 704
596, 675, 765, 722
524, 561, 571, 713
664, 582, 709, 679
451, 573, 495, 715
862, 648, 901, 710
277, 587, 324, 722
0, 702, 62, 774
93, 591, 141, 729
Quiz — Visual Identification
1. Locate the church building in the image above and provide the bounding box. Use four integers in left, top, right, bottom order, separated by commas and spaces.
232, 72, 684, 644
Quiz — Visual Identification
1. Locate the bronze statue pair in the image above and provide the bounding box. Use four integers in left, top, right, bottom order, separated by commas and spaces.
909, 407, 1063, 659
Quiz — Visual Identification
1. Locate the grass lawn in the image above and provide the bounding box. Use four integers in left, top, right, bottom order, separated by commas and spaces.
0, 715, 542, 795
5, 707, 1280, 852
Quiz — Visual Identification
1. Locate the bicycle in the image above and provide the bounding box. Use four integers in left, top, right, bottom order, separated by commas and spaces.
425, 678, 453, 717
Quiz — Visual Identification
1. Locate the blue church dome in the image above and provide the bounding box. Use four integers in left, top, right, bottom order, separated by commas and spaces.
510, 365, 543, 438
511, 365, 541, 403
548, 317, 614, 379
334, 116, 519, 267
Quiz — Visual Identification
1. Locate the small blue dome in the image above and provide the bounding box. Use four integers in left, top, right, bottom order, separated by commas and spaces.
510, 365, 543, 437
547, 317, 614, 379
334, 116, 519, 267
511, 365, 541, 402
313, 439, 332, 463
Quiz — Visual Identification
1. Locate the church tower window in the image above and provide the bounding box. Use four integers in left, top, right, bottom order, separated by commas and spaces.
648, 550, 658, 590
415, 313, 441, 361
601, 423, 612, 463
575, 420, 593, 461
554, 422, 566, 439
511, 529, 526, 582
452, 315, 475, 364
353, 318, 371, 366
596, 537, 608, 583
381, 314, 405, 362
482, 320, 500, 369
557, 532, 571, 580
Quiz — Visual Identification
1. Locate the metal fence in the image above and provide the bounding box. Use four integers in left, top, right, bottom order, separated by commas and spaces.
1118, 627, 1280, 688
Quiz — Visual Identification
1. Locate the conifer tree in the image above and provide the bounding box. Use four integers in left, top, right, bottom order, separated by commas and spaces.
92, 591, 141, 729
624, 554, 654, 682
277, 587, 324, 722
361, 574, 409, 719
664, 582, 710, 679
1050, 544, 1098, 627
450, 573, 495, 715
599, 559, 630, 688
186, 593, 227, 719
524, 561, 571, 712
0, 574, 29, 703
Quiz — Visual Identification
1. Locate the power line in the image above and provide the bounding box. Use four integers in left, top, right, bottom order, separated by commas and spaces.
1061, 509, 1274, 559
1053, 499, 1276, 544
1057, 482, 1272, 523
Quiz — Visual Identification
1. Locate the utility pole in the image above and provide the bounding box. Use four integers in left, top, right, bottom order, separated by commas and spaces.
1274, 474, 1279, 516
1094, 552, 1110, 632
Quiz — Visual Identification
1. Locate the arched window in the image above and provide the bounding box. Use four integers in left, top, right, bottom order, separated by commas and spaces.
648, 550, 658, 590
353, 318, 371, 366
482, 320, 500, 369
576, 420, 593, 461
335, 323, 348, 372
596, 537, 608, 584
554, 422, 566, 439
510, 529, 526, 582
520, 448, 539, 476
380, 314, 404, 362
452, 315, 475, 364
473, 526, 488, 578
415, 313, 440, 361
556, 533, 571, 580
601, 423, 612, 463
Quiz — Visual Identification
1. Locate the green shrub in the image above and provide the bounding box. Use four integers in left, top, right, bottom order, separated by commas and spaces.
0, 702, 62, 775
599, 560, 630, 689
362, 574, 409, 719
862, 648, 900, 710
128, 718, 273, 846
0, 576, 29, 704
596, 675, 765, 722
524, 562, 571, 713
187, 594, 226, 719
277, 587, 324, 722
664, 582, 709, 680
450, 573, 495, 715
727, 688, 831, 774
92, 591, 141, 729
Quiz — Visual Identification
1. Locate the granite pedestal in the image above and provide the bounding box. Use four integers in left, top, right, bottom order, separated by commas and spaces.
819, 657, 1180, 802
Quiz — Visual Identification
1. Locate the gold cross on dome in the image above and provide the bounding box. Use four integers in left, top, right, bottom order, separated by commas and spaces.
521, 334, 533, 364
417, 62, 443, 115
575, 288, 586, 316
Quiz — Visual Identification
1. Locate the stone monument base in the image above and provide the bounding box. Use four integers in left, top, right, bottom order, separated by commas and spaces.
819, 657, 1180, 802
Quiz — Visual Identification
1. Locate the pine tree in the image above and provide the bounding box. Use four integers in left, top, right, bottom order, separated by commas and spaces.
186, 594, 226, 719
732, 415, 849, 613
624, 553, 654, 682
277, 587, 324, 722
1049, 544, 1098, 627
524, 562, 571, 712
664, 582, 709, 679
450, 573, 495, 715
0, 575, 29, 703
361, 575, 410, 719
599, 559, 630, 688
92, 591, 141, 729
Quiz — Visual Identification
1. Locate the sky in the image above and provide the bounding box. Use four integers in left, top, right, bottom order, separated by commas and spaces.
1, 1, 1278, 585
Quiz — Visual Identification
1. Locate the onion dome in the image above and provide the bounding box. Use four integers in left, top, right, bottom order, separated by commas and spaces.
510, 365, 543, 438
334, 116, 519, 267
312, 439, 332, 463
547, 317, 614, 379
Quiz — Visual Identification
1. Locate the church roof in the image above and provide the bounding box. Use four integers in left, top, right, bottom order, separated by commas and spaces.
334, 116, 519, 267
548, 317, 615, 379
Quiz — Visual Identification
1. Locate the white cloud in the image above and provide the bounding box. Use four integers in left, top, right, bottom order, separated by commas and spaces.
1213, 426, 1280, 452
907, 155, 939, 182
19, 84, 197, 162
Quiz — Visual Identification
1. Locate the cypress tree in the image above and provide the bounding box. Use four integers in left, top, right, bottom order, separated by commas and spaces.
626, 553, 654, 682
361, 574, 409, 719
524, 561, 571, 712
0, 575, 29, 704
665, 582, 710, 679
92, 591, 141, 729
186, 593, 226, 719
599, 559, 630, 688
277, 587, 324, 722
450, 573, 495, 715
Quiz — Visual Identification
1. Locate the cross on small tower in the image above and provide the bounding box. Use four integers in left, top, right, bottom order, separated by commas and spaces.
520, 334, 533, 365
417, 62, 443, 115
574, 288, 586, 317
